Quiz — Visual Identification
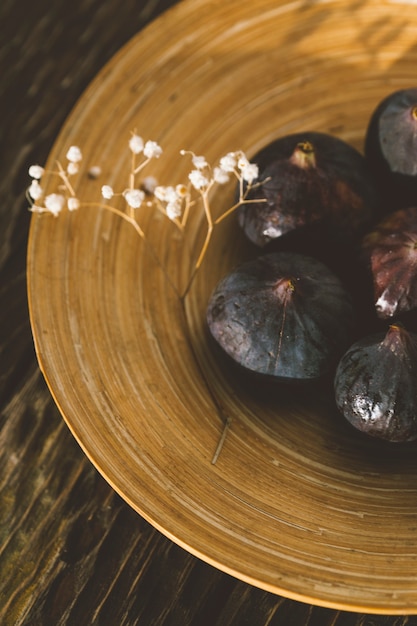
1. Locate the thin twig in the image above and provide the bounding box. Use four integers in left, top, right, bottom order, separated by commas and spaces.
178, 297, 232, 465
211, 417, 232, 465
133, 156, 151, 175
56, 161, 76, 197
181, 189, 213, 299
154, 197, 184, 233
214, 197, 265, 225
129, 152, 135, 190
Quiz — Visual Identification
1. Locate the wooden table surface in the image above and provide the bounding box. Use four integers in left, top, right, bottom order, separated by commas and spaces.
1, 1, 416, 624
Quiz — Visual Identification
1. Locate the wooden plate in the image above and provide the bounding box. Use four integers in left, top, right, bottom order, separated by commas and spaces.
27, 0, 417, 613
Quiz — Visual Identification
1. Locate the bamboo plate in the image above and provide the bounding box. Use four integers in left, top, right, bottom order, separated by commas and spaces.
27, 0, 417, 614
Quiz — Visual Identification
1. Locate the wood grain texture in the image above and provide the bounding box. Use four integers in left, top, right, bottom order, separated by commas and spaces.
2, 0, 417, 623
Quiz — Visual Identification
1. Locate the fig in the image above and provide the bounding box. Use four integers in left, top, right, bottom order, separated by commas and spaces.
334, 324, 417, 442
362, 206, 417, 319
238, 131, 378, 248
365, 87, 417, 210
206, 252, 354, 382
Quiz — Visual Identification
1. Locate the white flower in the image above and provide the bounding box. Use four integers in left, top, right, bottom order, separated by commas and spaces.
101, 185, 114, 199
154, 185, 168, 201
123, 188, 145, 209
29, 205, 44, 214
240, 163, 259, 183
213, 167, 230, 185
166, 200, 182, 220
189, 169, 209, 190
192, 155, 208, 170
156, 185, 184, 202
175, 184, 188, 197
66, 146, 82, 163
28, 164, 44, 179
219, 152, 236, 172
237, 152, 250, 170
165, 186, 180, 203
67, 197, 80, 211
44, 193, 65, 216
28, 180, 43, 201
154, 184, 186, 219
142, 176, 158, 194
129, 134, 144, 154
143, 140, 162, 159
67, 162, 79, 175
88, 165, 102, 179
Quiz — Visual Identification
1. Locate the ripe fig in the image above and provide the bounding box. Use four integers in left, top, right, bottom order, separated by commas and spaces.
334, 324, 417, 442
362, 206, 417, 319
238, 131, 378, 248
365, 87, 417, 210
206, 252, 354, 382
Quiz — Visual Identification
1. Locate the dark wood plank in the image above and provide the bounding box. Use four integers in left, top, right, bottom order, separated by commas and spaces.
1, 0, 416, 624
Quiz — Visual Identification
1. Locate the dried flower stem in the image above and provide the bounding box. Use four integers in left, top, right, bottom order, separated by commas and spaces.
82, 202, 145, 239
181, 187, 214, 300
211, 417, 232, 465
56, 161, 77, 197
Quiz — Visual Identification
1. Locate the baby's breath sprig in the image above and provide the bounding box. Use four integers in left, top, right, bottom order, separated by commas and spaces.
27, 132, 264, 300
27, 145, 83, 216
27, 133, 266, 463
176, 148, 263, 297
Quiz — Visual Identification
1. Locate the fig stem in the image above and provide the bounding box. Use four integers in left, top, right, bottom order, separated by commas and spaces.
290, 141, 316, 169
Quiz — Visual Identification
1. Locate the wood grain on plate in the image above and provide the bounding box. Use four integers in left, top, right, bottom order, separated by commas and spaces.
18, 0, 417, 619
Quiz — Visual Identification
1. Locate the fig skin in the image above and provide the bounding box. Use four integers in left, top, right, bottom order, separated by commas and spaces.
365, 88, 417, 211
206, 252, 354, 382
238, 131, 378, 248
362, 206, 417, 319
334, 324, 417, 442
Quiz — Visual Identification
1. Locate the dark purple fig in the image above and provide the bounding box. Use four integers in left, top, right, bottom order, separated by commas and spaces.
362, 206, 417, 319
238, 131, 378, 247
206, 252, 353, 382
334, 324, 417, 442
365, 88, 417, 211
